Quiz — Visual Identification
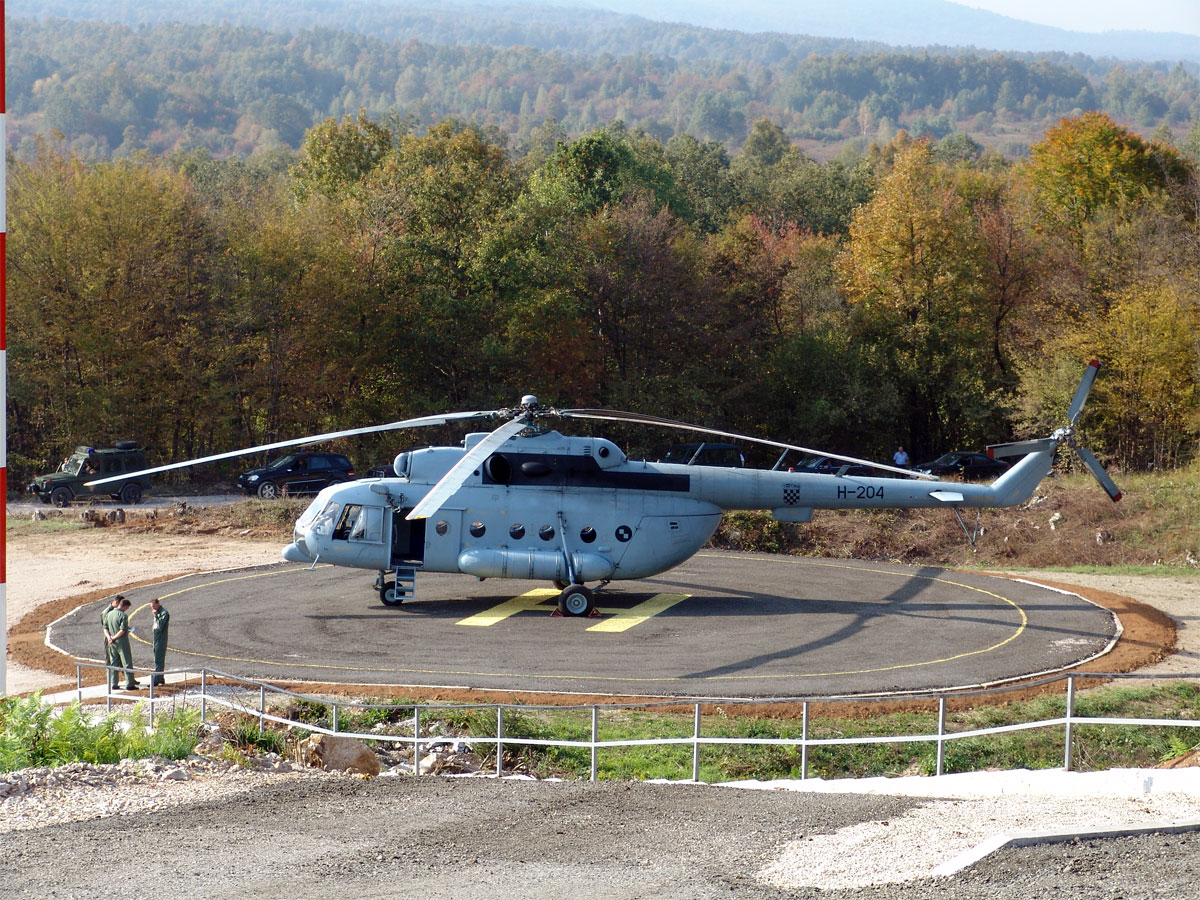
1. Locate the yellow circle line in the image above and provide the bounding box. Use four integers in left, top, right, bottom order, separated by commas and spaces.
117, 557, 1030, 684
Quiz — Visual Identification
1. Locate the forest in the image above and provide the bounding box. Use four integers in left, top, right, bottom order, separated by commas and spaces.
7, 13, 1200, 163
7, 109, 1199, 485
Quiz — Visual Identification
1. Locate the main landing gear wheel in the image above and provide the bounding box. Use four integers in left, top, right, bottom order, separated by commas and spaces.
379, 580, 403, 607
557, 584, 595, 617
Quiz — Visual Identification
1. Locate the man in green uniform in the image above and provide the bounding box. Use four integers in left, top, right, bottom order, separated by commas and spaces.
149, 598, 170, 687
101, 595, 122, 687
108, 597, 139, 690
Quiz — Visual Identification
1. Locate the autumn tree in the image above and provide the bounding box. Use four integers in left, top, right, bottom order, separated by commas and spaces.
836, 141, 1003, 458
7, 141, 224, 470
1025, 112, 1191, 235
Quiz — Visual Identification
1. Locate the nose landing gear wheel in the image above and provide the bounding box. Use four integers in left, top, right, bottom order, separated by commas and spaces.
557, 584, 595, 617
379, 580, 403, 607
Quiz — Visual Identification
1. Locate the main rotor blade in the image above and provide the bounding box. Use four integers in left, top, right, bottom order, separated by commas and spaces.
560, 408, 932, 480
1067, 360, 1101, 425
406, 416, 531, 520
85, 410, 500, 487
1074, 445, 1123, 502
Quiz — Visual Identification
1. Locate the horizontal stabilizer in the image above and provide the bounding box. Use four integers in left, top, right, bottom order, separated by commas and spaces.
929, 490, 965, 503
987, 438, 1056, 459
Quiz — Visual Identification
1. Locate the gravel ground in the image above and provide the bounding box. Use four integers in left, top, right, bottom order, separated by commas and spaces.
2, 761, 1199, 899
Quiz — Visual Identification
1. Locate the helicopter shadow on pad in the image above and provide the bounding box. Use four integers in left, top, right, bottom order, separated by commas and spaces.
676, 565, 954, 679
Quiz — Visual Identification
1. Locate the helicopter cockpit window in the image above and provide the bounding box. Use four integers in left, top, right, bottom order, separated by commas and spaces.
308, 500, 341, 536
333, 504, 384, 542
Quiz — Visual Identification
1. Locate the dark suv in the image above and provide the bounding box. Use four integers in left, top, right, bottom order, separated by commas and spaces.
28, 442, 151, 507
236, 451, 355, 499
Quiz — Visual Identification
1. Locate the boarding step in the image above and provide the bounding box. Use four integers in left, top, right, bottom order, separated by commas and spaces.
393, 566, 418, 599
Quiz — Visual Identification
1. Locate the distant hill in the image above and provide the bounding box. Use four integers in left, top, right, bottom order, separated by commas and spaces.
14, 0, 1200, 63
6, 4, 1197, 161
553, 0, 1200, 63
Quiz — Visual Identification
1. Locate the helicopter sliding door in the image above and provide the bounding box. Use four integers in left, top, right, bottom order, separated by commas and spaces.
390, 509, 427, 567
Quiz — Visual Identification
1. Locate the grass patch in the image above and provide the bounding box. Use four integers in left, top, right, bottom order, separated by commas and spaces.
5, 516, 92, 536
404, 682, 1200, 781
0, 693, 202, 772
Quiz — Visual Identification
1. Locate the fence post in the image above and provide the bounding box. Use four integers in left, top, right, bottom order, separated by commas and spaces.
200, 669, 207, 723
414, 706, 421, 776
260, 686, 267, 732
332, 702, 339, 734
1064, 676, 1075, 771
692, 703, 702, 782
149, 679, 156, 729
801, 702, 809, 780
76, 663, 83, 705
936, 696, 947, 776
591, 706, 599, 782
496, 706, 504, 778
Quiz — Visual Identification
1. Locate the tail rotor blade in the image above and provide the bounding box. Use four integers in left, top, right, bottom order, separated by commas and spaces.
1075, 445, 1122, 502
1067, 360, 1101, 425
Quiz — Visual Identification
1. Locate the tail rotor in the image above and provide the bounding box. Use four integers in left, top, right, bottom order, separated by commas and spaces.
988, 360, 1121, 503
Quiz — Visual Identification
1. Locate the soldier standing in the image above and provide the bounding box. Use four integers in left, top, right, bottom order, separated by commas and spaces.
149, 598, 170, 687
101, 595, 122, 686
108, 597, 140, 690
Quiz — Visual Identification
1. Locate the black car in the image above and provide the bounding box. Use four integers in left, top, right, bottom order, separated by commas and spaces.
915, 451, 1009, 480
237, 451, 355, 499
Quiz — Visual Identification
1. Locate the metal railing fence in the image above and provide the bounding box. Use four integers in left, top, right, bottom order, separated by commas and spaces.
70, 664, 1200, 781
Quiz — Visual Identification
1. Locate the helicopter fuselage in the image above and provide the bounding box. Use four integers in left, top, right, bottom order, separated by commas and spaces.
282, 429, 1055, 585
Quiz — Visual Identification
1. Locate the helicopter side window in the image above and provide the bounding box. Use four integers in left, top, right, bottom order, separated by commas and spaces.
333, 504, 384, 542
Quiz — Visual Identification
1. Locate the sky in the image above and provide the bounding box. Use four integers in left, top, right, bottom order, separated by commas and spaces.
954, 0, 1200, 36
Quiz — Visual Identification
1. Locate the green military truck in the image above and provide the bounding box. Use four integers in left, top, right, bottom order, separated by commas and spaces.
27, 442, 151, 507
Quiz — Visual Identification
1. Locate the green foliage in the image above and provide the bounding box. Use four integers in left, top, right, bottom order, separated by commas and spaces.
0, 695, 202, 772
228, 719, 286, 755
5, 107, 1199, 485
472, 682, 1200, 781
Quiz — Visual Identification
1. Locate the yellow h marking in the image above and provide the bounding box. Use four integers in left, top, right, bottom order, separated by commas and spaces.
588, 593, 690, 633
458, 590, 691, 630
456, 589, 559, 626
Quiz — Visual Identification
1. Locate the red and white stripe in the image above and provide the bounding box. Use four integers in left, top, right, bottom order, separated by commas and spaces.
2, 4, 9, 696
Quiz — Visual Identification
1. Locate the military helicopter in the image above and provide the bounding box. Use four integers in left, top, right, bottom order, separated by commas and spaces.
89, 362, 1119, 617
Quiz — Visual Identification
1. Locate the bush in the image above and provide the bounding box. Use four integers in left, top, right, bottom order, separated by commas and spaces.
0, 693, 202, 772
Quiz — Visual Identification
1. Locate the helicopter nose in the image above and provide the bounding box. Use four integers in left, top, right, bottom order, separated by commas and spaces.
282, 538, 314, 563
